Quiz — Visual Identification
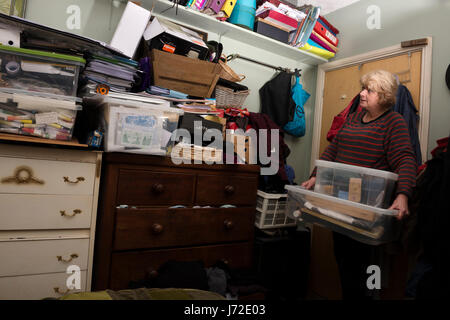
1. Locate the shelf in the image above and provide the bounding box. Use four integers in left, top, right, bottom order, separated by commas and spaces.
0, 133, 89, 148
149, 0, 328, 65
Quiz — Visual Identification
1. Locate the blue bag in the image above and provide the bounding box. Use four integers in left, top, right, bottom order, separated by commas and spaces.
283, 76, 310, 137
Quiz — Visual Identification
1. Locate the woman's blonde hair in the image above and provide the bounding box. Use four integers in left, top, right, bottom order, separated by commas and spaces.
360, 70, 398, 109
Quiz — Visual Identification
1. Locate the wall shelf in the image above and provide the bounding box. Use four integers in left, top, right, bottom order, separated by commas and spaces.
148, 0, 328, 65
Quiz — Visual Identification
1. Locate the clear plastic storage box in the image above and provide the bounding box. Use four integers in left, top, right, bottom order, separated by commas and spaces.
314, 160, 398, 209
255, 190, 296, 229
0, 44, 85, 97
0, 88, 81, 141
285, 185, 400, 245
100, 95, 183, 156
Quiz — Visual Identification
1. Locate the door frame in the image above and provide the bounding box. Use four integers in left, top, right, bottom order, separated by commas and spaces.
311, 37, 432, 169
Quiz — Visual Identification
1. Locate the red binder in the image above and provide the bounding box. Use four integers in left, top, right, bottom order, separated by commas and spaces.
319, 15, 339, 35
314, 19, 338, 47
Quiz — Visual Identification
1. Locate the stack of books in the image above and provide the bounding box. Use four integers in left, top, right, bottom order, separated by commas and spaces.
252, 1, 339, 60
297, 14, 339, 59
81, 53, 141, 93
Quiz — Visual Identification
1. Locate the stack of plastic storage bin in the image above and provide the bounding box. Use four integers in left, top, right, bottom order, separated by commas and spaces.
0, 44, 85, 141
285, 160, 400, 245
99, 95, 183, 156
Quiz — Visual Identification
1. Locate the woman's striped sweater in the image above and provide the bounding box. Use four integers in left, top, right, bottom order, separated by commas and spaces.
313, 109, 418, 198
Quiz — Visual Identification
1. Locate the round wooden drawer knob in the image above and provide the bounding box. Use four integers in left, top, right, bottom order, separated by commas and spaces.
152, 183, 165, 194
224, 219, 234, 230
151, 223, 164, 234
224, 185, 235, 194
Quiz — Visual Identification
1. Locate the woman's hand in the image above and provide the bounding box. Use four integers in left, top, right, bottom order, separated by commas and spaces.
301, 177, 316, 190
389, 193, 409, 220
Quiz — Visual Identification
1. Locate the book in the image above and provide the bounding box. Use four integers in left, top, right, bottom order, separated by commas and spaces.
257, 10, 298, 31
299, 41, 335, 59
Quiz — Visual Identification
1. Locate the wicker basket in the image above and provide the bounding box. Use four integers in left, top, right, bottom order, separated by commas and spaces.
218, 60, 246, 82
215, 85, 250, 108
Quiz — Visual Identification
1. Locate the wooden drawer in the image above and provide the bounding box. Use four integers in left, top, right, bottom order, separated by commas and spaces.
114, 207, 255, 250
196, 174, 258, 206
116, 169, 195, 206
0, 194, 93, 230
0, 156, 95, 195
110, 242, 253, 290
0, 238, 89, 277
0, 271, 87, 300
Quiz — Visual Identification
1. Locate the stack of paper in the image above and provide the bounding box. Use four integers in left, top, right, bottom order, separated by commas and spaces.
81, 53, 141, 92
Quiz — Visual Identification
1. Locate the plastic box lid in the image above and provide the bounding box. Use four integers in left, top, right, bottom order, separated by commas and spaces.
0, 44, 86, 66
315, 160, 399, 181
0, 88, 82, 110
285, 185, 398, 217
104, 96, 184, 114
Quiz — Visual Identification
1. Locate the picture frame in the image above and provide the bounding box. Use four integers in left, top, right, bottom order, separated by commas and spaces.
0, 0, 27, 18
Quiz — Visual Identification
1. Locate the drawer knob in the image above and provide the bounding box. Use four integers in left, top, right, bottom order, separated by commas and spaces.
224, 185, 235, 195
60, 209, 82, 217
151, 223, 164, 234
1, 166, 44, 185
224, 219, 234, 230
152, 183, 165, 194
63, 176, 85, 184
57, 253, 79, 263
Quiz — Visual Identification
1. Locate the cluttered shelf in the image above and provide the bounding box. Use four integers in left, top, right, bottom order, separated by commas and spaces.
149, 0, 328, 65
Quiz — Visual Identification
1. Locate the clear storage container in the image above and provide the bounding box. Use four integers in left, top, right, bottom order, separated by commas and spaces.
285, 185, 400, 245
314, 160, 398, 209
0, 88, 81, 141
0, 44, 85, 97
255, 190, 296, 229
100, 96, 183, 156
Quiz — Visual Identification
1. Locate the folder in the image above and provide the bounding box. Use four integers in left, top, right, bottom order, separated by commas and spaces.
221, 0, 237, 17
310, 31, 337, 53
295, 6, 320, 48
299, 40, 335, 59
319, 15, 339, 35
207, 0, 227, 13
195, 0, 208, 11
317, 17, 336, 36
313, 19, 339, 47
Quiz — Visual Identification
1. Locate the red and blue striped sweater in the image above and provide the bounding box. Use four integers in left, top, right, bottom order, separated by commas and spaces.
313, 109, 417, 198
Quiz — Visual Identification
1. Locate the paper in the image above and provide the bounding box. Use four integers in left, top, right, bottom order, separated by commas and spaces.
35, 112, 59, 125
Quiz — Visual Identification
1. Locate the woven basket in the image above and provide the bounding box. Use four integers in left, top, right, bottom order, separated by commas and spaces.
218, 60, 246, 82
215, 85, 250, 108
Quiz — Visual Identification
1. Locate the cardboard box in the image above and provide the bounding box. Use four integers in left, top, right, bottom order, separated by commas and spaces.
151, 49, 221, 98
110, 2, 151, 58
255, 18, 291, 44
144, 17, 209, 60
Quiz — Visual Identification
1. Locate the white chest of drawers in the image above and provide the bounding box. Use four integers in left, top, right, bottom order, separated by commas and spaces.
0, 143, 102, 300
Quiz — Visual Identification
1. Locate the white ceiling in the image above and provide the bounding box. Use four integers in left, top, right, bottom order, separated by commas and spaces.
293, 0, 362, 15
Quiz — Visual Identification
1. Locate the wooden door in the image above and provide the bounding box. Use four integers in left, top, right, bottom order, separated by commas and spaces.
308, 51, 422, 300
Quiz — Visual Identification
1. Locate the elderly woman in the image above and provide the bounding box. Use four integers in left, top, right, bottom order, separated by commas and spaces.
302, 70, 417, 299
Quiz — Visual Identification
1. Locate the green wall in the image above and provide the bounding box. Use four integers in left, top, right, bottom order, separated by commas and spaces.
325, 0, 450, 159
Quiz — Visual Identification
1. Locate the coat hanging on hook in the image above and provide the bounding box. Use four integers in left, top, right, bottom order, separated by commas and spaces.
260, 71, 297, 127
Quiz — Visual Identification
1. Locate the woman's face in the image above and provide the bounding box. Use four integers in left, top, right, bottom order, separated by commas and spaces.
360, 85, 381, 112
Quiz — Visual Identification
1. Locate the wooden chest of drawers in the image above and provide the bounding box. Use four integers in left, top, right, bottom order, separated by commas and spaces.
93, 153, 259, 291
0, 143, 102, 299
